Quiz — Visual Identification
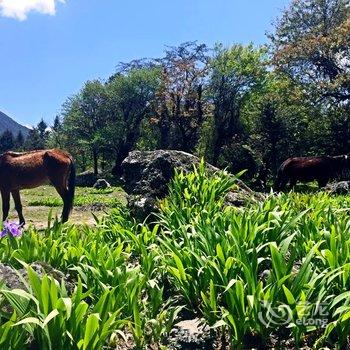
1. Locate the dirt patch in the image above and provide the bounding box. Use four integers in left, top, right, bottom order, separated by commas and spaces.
6, 206, 105, 229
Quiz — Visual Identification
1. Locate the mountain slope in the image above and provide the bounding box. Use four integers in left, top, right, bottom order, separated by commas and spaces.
0, 111, 29, 137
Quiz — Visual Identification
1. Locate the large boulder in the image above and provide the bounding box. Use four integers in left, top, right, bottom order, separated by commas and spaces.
121, 150, 262, 220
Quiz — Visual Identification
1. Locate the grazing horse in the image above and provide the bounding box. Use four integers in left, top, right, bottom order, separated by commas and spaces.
274, 155, 350, 191
0, 149, 75, 225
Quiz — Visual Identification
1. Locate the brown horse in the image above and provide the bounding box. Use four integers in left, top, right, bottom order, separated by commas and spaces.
0, 149, 75, 225
274, 155, 350, 191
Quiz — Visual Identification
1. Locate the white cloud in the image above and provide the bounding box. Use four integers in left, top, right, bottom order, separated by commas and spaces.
0, 0, 65, 21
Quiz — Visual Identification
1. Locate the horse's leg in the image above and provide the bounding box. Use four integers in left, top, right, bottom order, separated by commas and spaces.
11, 190, 25, 225
1, 190, 10, 222
279, 177, 289, 191
289, 178, 297, 190
318, 178, 328, 188
51, 180, 70, 223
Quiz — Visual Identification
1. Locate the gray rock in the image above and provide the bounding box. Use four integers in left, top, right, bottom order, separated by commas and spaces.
93, 178, 111, 190
0, 262, 74, 293
0, 264, 24, 290
166, 318, 216, 350
121, 150, 262, 221
325, 181, 350, 194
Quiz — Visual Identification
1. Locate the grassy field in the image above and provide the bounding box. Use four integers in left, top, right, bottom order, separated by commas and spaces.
1, 167, 350, 349
6, 186, 127, 228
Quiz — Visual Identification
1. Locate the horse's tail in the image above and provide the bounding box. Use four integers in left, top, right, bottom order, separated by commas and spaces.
66, 158, 76, 213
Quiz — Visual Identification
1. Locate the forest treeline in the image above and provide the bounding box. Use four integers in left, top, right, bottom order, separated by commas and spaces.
7, 0, 350, 186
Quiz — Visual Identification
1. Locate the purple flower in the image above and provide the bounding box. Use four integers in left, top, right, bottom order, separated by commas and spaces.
0, 221, 22, 238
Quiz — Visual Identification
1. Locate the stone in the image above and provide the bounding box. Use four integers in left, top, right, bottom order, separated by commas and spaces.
93, 178, 111, 190
166, 318, 216, 350
175, 318, 208, 336
0, 264, 24, 290
0, 261, 75, 293
325, 181, 350, 194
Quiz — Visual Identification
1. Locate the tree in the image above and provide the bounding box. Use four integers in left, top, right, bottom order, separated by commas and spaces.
209, 44, 268, 167
254, 101, 287, 172
24, 128, 42, 150
152, 42, 210, 151
117, 42, 210, 154
24, 120, 49, 150
0, 130, 14, 152
14, 131, 24, 150
47, 116, 64, 148
53, 115, 61, 131
327, 105, 350, 153
62, 80, 110, 175
242, 69, 327, 180
107, 67, 160, 175
37, 118, 49, 141
270, 0, 350, 103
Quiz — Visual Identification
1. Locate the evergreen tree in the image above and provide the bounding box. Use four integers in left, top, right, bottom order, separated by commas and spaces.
37, 118, 49, 143
0, 130, 14, 152
24, 128, 42, 150
14, 131, 25, 150
52, 116, 61, 132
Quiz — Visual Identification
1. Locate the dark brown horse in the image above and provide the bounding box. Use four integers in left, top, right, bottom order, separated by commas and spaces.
0, 149, 75, 225
274, 155, 350, 191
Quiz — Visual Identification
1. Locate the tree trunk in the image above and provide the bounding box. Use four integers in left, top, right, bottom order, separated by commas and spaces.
112, 145, 130, 177
92, 148, 98, 175
159, 109, 170, 149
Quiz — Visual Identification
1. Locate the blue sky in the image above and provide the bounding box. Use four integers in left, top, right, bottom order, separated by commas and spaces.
0, 0, 289, 127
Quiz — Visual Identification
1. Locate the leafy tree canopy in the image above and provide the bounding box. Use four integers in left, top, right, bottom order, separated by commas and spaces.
270, 0, 350, 103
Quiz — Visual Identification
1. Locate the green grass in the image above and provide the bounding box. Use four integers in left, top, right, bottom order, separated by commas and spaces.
1, 164, 350, 349
22, 186, 126, 208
